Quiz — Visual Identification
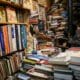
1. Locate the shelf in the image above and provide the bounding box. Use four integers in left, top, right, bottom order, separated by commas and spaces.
0, 22, 28, 25
0, 0, 30, 11
0, 49, 24, 59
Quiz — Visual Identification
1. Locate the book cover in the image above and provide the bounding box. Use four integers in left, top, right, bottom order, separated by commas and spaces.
0, 42, 2, 56
11, 24, 17, 51
16, 11, 24, 23
23, 0, 31, 9
0, 6, 6, 23
0, 27, 5, 55
20, 24, 27, 49
2, 25, 10, 54
7, 25, 13, 52
15, 25, 19, 50
6, 7, 17, 23
17, 73, 30, 80
27, 68, 49, 79
15, 25, 22, 50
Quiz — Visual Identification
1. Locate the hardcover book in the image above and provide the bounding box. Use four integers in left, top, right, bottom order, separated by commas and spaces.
2, 25, 10, 54
6, 7, 17, 23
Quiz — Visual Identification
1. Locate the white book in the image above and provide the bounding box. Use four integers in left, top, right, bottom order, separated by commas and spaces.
69, 65, 80, 71
27, 71, 48, 79
34, 65, 52, 72
8, 25, 13, 52
54, 73, 73, 80
11, 24, 17, 51
17, 25, 22, 50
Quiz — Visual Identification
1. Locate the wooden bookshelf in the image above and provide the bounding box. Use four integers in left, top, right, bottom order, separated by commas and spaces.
0, 49, 24, 59
0, 22, 28, 25
0, 0, 30, 11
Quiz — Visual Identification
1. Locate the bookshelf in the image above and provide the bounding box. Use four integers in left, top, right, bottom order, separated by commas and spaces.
0, 0, 30, 80
0, 22, 28, 25
0, 49, 24, 59
0, 0, 30, 10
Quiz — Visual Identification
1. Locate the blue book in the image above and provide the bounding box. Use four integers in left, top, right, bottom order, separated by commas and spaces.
0, 27, 5, 56
20, 24, 27, 48
17, 73, 30, 80
15, 25, 19, 50
27, 54, 49, 60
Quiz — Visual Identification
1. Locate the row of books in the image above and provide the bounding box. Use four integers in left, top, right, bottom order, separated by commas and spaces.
2, 0, 23, 5
0, 24, 27, 56
1, 0, 30, 9
0, 6, 26, 23
0, 52, 23, 80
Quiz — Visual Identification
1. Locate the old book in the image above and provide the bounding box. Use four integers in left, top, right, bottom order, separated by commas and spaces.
11, 24, 17, 51
0, 6, 6, 23
2, 25, 10, 54
6, 7, 17, 23
7, 25, 13, 52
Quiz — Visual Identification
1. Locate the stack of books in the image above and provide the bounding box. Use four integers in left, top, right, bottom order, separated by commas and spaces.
69, 51, 80, 80
21, 54, 53, 80
54, 66, 73, 80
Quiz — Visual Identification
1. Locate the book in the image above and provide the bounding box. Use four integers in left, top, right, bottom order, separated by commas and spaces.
11, 24, 17, 51
17, 25, 22, 50
15, 25, 19, 50
54, 67, 73, 80
17, 73, 30, 80
23, 0, 31, 9
0, 6, 6, 23
10, 0, 20, 4
16, 11, 24, 23
6, 7, 17, 23
0, 42, 2, 56
34, 65, 52, 72
7, 25, 13, 52
2, 25, 10, 54
27, 68, 49, 79
20, 24, 27, 48
22, 58, 37, 65
0, 27, 5, 55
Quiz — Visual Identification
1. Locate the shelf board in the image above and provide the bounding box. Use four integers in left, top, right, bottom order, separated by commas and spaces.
0, 0, 30, 11
0, 22, 28, 25
0, 49, 24, 59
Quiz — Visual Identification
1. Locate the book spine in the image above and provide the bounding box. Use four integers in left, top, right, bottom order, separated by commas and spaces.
17, 25, 22, 50
0, 42, 2, 56
7, 25, 13, 52
2, 25, 10, 54
20, 24, 27, 49
11, 24, 17, 51
0, 28, 5, 56
15, 25, 19, 50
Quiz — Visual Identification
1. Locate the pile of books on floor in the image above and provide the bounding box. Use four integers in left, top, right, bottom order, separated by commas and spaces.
16, 47, 80, 80
49, 51, 73, 80
68, 48, 80, 80
16, 54, 53, 80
